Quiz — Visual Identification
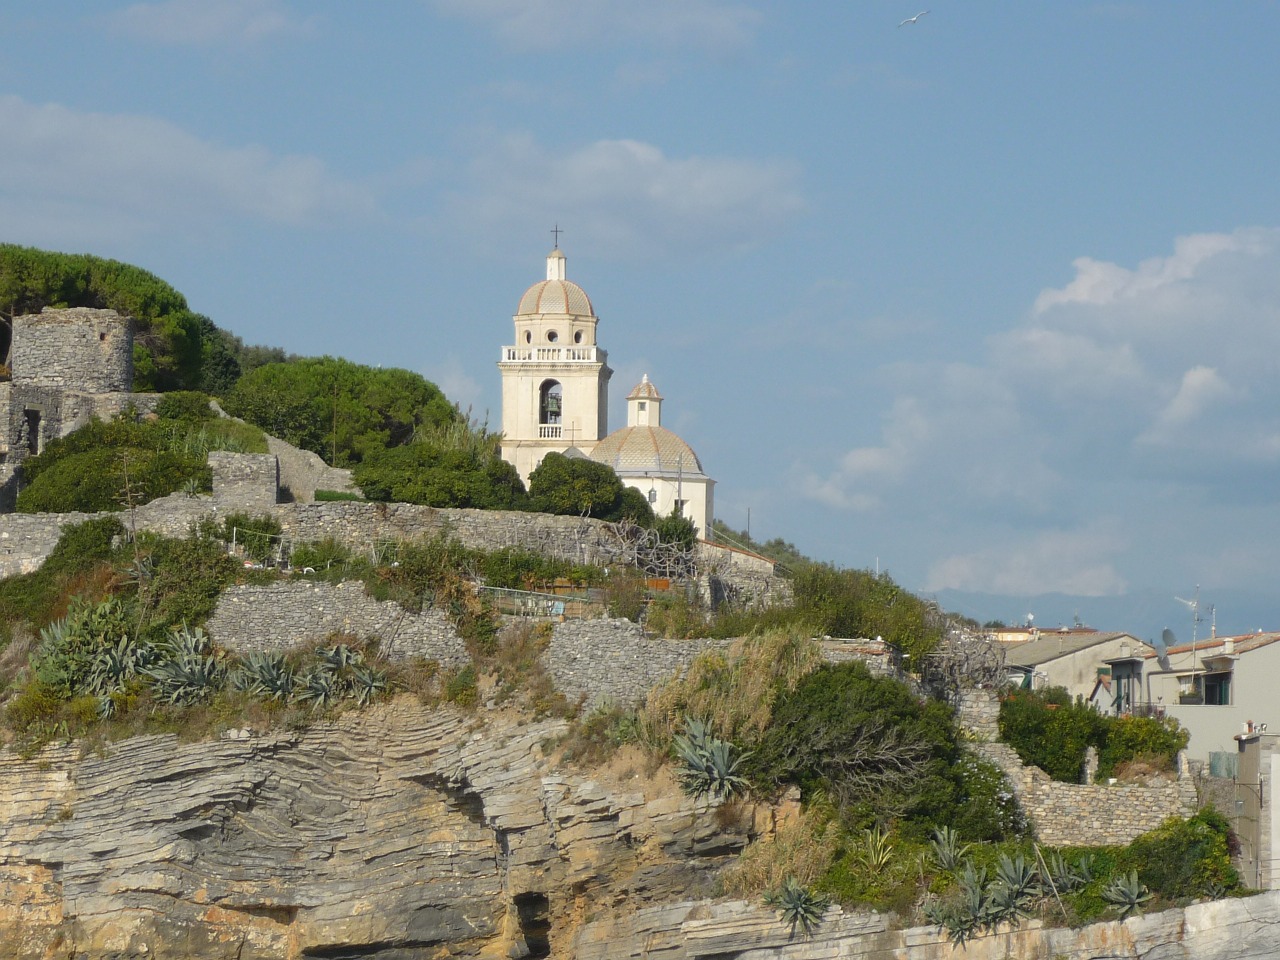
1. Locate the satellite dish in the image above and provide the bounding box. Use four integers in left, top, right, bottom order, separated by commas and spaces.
1158, 628, 1175, 671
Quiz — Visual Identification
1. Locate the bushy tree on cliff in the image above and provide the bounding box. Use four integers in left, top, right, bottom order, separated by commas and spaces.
527, 452, 654, 523
224, 357, 457, 466
0, 244, 205, 391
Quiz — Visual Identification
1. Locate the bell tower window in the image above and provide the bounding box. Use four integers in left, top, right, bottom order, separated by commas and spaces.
539, 380, 563, 425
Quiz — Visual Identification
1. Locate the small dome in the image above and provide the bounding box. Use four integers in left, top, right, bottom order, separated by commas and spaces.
590, 425, 705, 477
628, 374, 662, 400
517, 279, 595, 317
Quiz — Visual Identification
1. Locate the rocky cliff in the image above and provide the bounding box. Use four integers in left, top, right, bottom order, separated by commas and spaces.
0, 699, 760, 960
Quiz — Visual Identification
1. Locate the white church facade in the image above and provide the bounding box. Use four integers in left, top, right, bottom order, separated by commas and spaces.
498, 247, 715, 536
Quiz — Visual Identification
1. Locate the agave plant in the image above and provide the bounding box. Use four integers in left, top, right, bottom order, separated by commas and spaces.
929, 825, 971, 872
86, 635, 152, 697
318, 643, 364, 672
145, 625, 226, 705
1102, 870, 1153, 918
672, 716, 751, 801
764, 876, 829, 938
233, 651, 296, 701
1042, 850, 1086, 894
988, 853, 1041, 924
295, 667, 341, 710
349, 664, 389, 706
859, 826, 895, 871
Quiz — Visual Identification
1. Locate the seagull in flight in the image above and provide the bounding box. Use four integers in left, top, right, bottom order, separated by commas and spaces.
899, 10, 929, 27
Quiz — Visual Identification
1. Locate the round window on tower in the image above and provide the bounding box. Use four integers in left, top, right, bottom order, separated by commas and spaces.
546, 330, 559, 343
525, 331, 532, 343
574, 330, 583, 344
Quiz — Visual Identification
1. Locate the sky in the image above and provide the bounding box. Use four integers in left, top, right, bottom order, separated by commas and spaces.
4, 1, 1280, 637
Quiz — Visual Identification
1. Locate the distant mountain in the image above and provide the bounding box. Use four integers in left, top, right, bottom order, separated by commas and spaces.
928, 587, 1280, 647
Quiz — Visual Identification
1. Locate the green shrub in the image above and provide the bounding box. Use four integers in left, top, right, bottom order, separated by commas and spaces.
138, 530, 240, 632
290, 538, 353, 572
155, 391, 215, 423
603, 569, 648, 622
998, 689, 1104, 783
999, 688, 1189, 784
444, 664, 478, 706
748, 663, 965, 837
17, 447, 209, 514
1096, 714, 1189, 780
314, 489, 364, 502
1117, 809, 1241, 900
644, 591, 709, 639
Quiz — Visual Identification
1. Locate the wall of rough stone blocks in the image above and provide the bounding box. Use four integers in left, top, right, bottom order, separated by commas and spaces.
11, 308, 133, 392
205, 580, 469, 666
202, 580, 729, 708
547, 618, 730, 709
975, 740, 1196, 847
955, 689, 1196, 846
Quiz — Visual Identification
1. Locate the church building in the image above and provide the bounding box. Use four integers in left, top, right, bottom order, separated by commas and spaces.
498, 247, 714, 536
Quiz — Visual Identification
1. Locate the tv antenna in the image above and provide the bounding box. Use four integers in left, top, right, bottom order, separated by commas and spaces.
1175, 586, 1203, 670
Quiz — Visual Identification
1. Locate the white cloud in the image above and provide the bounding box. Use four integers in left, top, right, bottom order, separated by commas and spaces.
1137, 365, 1235, 446
925, 525, 1129, 597
805, 227, 1280, 596
449, 134, 803, 258
1033, 230, 1267, 314
0, 96, 376, 244
107, 0, 314, 47
431, 0, 760, 52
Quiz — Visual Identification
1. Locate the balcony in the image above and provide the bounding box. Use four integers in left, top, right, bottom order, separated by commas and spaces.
539, 425, 562, 439
502, 346, 603, 363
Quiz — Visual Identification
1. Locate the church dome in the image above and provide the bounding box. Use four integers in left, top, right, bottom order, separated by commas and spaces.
517, 279, 594, 317
589, 425, 705, 477
517, 247, 596, 318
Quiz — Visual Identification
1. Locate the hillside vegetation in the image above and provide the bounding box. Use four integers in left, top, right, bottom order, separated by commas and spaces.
0, 247, 1245, 947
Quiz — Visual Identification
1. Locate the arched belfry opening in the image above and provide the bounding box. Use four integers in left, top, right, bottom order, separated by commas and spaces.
538, 380, 562, 427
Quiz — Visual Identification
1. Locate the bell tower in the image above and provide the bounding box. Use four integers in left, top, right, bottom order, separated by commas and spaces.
499, 247, 612, 482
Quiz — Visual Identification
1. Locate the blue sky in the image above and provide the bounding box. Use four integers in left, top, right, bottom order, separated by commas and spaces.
4, 2, 1280, 634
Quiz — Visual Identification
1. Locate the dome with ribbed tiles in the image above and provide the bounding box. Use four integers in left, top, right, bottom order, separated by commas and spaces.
516, 249, 595, 317
589, 425, 705, 477
517, 278, 595, 317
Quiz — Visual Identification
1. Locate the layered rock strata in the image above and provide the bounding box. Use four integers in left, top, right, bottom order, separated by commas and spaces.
0, 701, 756, 959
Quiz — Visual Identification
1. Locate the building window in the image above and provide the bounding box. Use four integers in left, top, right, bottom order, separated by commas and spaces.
546, 330, 558, 343
574, 330, 583, 343
637, 401, 646, 412
1202, 671, 1232, 705
525, 331, 532, 343
539, 380, 562, 424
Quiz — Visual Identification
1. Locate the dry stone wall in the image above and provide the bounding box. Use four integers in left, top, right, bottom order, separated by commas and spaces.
203, 583, 727, 707
954, 690, 1195, 847
975, 740, 1197, 847
547, 618, 729, 709
206, 581, 468, 666
10, 308, 133, 392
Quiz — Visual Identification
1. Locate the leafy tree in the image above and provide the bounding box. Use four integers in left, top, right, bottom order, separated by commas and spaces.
354, 443, 528, 509
224, 357, 457, 466
528, 452, 646, 520
0, 244, 220, 390
16, 418, 210, 514
748, 663, 979, 838
653, 508, 697, 549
